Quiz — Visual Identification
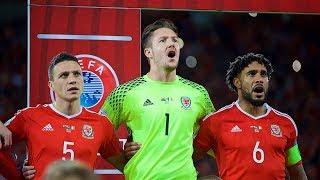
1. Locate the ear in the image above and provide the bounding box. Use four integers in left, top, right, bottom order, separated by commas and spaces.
48, 81, 54, 90
144, 48, 153, 59
233, 77, 241, 89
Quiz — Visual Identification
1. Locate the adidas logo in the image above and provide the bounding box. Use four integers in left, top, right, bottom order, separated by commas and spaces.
143, 99, 154, 106
42, 123, 54, 131
231, 125, 242, 133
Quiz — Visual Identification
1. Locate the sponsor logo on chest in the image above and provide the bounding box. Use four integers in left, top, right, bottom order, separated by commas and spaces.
250, 125, 262, 133
63, 125, 75, 133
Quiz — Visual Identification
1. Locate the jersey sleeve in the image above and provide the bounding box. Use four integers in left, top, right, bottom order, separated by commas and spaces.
285, 116, 298, 150
194, 115, 217, 153
284, 116, 301, 166
199, 86, 215, 117
100, 87, 125, 129
193, 86, 215, 135
98, 119, 122, 160
4, 110, 27, 143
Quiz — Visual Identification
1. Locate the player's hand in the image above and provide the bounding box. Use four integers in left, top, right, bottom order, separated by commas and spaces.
22, 165, 36, 179
124, 141, 141, 160
0, 122, 12, 149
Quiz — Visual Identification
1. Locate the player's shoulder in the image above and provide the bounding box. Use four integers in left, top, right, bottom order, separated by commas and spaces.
111, 76, 147, 95
203, 102, 236, 122
83, 108, 113, 126
177, 76, 208, 93
15, 104, 50, 114
270, 106, 298, 133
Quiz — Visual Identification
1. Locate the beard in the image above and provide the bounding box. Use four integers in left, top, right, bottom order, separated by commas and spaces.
242, 89, 266, 107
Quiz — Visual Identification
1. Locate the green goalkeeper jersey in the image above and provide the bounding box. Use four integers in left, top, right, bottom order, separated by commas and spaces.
100, 75, 214, 180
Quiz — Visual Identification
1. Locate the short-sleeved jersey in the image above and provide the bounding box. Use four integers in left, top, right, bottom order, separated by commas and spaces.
194, 101, 300, 180
4, 104, 121, 180
100, 75, 214, 180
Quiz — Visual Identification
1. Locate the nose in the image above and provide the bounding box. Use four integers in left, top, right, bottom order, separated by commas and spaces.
167, 38, 178, 46
68, 75, 78, 84
254, 73, 265, 84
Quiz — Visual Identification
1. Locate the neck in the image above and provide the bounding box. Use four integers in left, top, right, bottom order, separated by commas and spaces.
238, 99, 266, 117
53, 99, 81, 116
148, 68, 176, 82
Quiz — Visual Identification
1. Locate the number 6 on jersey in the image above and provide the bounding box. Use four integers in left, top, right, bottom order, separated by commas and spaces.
253, 141, 264, 163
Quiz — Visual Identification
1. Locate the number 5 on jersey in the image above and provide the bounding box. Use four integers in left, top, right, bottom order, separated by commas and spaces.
62, 141, 75, 160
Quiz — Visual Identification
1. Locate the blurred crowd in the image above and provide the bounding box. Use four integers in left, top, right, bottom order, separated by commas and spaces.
0, 4, 319, 180
0, 1, 27, 122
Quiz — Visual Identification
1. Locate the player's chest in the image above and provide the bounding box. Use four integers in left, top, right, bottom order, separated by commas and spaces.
130, 90, 198, 114
27, 118, 103, 152
219, 119, 289, 151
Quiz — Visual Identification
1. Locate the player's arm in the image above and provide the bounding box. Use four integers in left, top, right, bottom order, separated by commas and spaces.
0, 149, 23, 180
286, 144, 308, 180
2, 110, 28, 147
106, 153, 126, 172
193, 116, 215, 162
0, 121, 12, 148
284, 115, 307, 180
123, 133, 141, 160
99, 119, 127, 172
287, 163, 307, 180
22, 165, 36, 179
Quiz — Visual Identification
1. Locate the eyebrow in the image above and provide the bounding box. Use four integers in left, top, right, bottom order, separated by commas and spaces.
58, 70, 81, 76
158, 35, 178, 39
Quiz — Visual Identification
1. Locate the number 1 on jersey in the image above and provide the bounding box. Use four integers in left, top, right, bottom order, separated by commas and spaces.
165, 113, 169, 135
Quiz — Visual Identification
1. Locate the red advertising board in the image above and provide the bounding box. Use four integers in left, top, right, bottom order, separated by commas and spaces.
29, 5, 140, 179
30, 0, 320, 13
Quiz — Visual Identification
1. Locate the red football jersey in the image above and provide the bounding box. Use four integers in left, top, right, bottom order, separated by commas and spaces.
194, 101, 299, 180
0, 151, 23, 180
4, 104, 122, 180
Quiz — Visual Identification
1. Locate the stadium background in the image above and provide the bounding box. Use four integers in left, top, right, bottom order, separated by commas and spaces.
0, 0, 319, 179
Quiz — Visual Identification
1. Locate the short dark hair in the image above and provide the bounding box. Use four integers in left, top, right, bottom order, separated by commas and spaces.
48, 52, 79, 81
141, 18, 178, 50
44, 160, 97, 180
226, 53, 274, 92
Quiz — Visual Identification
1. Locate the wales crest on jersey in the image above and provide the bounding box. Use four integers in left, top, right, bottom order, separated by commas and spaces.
82, 124, 94, 139
270, 124, 282, 137
181, 96, 191, 109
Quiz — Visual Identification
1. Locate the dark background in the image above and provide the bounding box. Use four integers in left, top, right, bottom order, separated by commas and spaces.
0, 1, 319, 179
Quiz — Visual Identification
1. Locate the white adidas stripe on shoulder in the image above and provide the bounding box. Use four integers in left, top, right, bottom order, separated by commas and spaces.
86, 108, 108, 118
85, 108, 100, 115
202, 102, 235, 121
272, 108, 298, 137
4, 105, 44, 126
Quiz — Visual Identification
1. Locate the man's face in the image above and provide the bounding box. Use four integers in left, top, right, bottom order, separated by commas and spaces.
146, 27, 180, 71
49, 61, 83, 102
237, 61, 269, 106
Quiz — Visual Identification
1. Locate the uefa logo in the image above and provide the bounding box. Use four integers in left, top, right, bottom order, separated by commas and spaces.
50, 54, 119, 112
